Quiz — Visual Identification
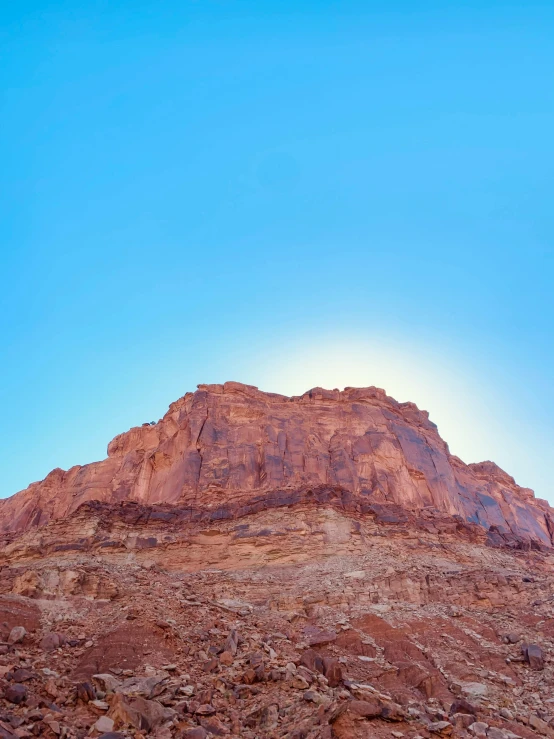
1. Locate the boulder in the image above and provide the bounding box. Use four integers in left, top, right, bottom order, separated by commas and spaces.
7, 626, 26, 645
181, 730, 208, 739
300, 649, 325, 674
4, 683, 27, 704
302, 626, 337, 647
94, 716, 115, 733
40, 633, 62, 651
107, 692, 174, 731
322, 657, 342, 687
522, 643, 544, 670
347, 698, 382, 718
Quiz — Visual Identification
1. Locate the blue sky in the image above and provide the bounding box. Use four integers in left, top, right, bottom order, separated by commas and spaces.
1, 1, 553, 501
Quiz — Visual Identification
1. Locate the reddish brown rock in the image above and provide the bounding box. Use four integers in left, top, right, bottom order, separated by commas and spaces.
4, 684, 27, 704
107, 692, 173, 731
0, 382, 551, 548
72, 624, 174, 678
347, 698, 383, 718
322, 657, 342, 687
7, 626, 26, 645
218, 650, 233, 666
0, 381, 552, 739
302, 625, 337, 647
522, 643, 544, 670
0, 597, 40, 634
300, 649, 325, 674
181, 729, 208, 739
40, 632, 62, 651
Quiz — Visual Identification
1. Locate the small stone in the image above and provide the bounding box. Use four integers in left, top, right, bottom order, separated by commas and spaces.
91, 699, 110, 710
300, 649, 324, 674
468, 722, 489, 737
302, 625, 337, 647
488, 728, 509, 739
223, 629, 239, 656
303, 690, 323, 703
291, 675, 309, 690
182, 729, 208, 739
522, 644, 544, 670
40, 633, 62, 651
450, 699, 477, 716
200, 716, 230, 735
195, 704, 216, 715
76, 680, 96, 702
428, 722, 453, 736
529, 714, 549, 734
451, 713, 474, 730
94, 716, 115, 733
348, 699, 382, 718
461, 683, 488, 700
219, 650, 233, 666
5, 683, 27, 704
296, 665, 313, 684
380, 703, 405, 722
12, 668, 33, 682
323, 657, 342, 687
8, 626, 26, 645
92, 673, 121, 693
242, 668, 257, 684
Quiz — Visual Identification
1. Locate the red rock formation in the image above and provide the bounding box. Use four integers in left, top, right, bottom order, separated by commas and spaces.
1, 382, 552, 547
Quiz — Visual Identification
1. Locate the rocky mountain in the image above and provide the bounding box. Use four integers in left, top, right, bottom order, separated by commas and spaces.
0, 383, 553, 739
0, 382, 552, 547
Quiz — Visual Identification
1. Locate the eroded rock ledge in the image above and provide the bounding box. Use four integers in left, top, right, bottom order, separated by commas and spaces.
0, 491, 549, 572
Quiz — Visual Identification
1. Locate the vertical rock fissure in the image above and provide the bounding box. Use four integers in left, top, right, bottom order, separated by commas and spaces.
195, 409, 209, 493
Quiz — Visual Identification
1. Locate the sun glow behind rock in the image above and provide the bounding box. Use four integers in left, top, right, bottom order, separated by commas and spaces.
233, 333, 550, 501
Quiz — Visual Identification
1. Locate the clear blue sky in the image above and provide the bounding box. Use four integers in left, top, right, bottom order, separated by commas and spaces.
1, 1, 553, 502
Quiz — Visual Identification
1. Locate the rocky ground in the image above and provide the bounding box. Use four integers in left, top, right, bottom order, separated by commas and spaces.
0, 502, 553, 739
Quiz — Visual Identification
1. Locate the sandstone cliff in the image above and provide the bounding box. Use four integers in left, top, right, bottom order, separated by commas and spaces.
1, 382, 552, 547
1, 384, 554, 738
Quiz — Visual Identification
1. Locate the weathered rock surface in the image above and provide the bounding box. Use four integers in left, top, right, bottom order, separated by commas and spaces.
0, 382, 552, 547
0, 382, 553, 738
0, 492, 553, 737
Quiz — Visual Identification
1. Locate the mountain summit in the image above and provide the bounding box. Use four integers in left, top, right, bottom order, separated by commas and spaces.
1, 381, 552, 547
1, 382, 554, 738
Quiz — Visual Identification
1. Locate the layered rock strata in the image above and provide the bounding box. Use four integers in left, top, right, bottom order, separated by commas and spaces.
1, 382, 552, 547
0, 382, 554, 737
0, 498, 553, 738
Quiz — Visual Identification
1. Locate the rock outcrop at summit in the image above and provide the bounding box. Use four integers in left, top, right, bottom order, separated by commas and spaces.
1, 382, 552, 546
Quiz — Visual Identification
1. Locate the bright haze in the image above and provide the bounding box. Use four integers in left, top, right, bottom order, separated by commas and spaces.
1, 1, 553, 502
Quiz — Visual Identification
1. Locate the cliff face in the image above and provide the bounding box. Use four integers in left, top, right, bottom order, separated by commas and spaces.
1, 383, 554, 739
1, 381, 552, 546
